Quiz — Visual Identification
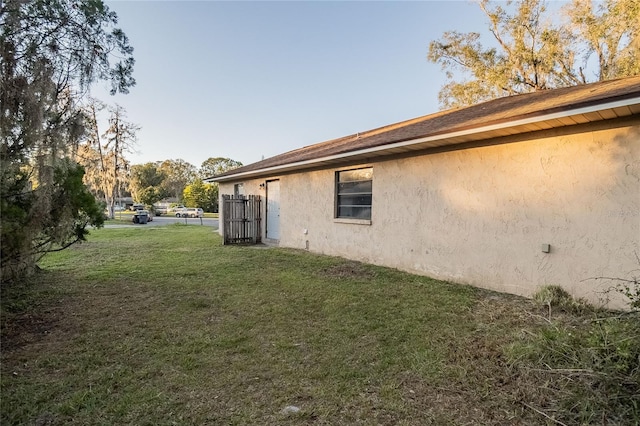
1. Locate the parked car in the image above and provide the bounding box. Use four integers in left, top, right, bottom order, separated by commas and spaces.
188, 208, 204, 218
175, 207, 203, 218
154, 206, 168, 216
130, 203, 144, 211
174, 207, 188, 217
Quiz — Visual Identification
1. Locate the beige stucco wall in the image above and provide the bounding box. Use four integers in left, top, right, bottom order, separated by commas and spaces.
220, 122, 640, 309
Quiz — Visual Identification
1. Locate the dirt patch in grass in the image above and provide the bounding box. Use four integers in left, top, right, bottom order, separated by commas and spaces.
1, 309, 61, 352
0, 274, 73, 352
318, 261, 377, 280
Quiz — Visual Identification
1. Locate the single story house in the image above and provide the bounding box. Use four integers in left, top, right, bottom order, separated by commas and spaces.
208, 76, 640, 309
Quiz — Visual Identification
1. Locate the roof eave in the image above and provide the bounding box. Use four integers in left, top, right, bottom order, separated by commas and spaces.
207, 96, 640, 183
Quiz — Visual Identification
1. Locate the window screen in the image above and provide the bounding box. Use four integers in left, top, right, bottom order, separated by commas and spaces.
336, 168, 373, 220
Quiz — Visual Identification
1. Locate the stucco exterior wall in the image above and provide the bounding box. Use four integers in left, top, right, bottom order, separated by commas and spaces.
220, 122, 640, 308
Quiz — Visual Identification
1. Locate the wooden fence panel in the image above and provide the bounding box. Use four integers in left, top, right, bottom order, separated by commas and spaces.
222, 195, 262, 244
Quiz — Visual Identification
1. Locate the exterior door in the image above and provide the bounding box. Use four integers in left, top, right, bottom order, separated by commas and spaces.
266, 180, 280, 240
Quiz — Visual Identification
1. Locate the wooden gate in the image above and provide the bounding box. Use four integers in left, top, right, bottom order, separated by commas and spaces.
222, 195, 262, 244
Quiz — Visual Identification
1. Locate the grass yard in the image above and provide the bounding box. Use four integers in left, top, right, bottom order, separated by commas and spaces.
2, 225, 638, 425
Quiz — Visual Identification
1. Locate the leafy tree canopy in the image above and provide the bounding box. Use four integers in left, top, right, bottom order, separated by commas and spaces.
183, 179, 219, 213
427, 0, 640, 108
200, 157, 243, 179
130, 163, 166, 195
129, 162, 168, 206
158, 159, 197, 200
137, 186, 166, 208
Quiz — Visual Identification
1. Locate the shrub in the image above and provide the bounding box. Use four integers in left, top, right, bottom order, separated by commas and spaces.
533, 285, 591, 319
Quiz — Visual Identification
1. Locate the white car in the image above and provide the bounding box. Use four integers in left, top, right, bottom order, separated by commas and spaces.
174, 207, 188, 217
175, 207, 203, 218
189, 208, 204, 218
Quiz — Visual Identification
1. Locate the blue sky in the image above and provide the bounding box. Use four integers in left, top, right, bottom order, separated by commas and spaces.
95, 1, 492, 168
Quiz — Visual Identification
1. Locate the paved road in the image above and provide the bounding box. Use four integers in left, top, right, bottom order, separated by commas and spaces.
105, 215, 219, 229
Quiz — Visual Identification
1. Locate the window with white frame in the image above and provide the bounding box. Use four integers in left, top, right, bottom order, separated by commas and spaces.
335, 167, 373, 220
234, 183, 244, 196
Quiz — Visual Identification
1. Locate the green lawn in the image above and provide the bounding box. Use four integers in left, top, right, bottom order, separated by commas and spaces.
2, 225, 638, 425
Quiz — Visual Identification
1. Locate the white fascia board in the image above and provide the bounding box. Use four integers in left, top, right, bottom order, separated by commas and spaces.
211, 97, 640, 183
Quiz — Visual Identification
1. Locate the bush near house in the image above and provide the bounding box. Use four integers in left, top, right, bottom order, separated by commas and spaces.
1, 226, 638, 425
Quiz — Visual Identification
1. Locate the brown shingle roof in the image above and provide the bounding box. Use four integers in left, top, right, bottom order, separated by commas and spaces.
210, 76, 640, 181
